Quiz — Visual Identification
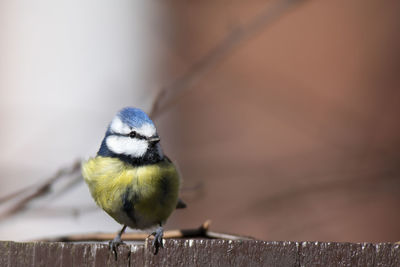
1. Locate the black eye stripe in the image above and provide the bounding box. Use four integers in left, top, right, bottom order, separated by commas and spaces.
128, 131, 147, 140
112, 131, 148, 140
137, 134, 147, 140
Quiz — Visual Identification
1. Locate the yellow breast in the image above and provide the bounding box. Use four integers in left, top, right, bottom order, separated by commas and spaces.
82, 156, 180, 229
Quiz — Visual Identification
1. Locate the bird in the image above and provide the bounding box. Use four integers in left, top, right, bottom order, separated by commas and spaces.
82, 107, 184, 255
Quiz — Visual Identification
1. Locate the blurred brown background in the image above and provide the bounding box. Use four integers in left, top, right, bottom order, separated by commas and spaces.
157, 0, 400, 242
0, 0, 399, 242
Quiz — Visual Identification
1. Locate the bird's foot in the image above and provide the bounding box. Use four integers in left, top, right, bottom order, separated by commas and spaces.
109, 235, 124, 260
150, 226, 164, 255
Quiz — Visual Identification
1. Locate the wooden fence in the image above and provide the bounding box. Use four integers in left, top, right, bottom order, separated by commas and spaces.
0, 240, 399, 266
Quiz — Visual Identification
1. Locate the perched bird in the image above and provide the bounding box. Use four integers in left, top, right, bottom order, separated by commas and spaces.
82, 107, 184, 254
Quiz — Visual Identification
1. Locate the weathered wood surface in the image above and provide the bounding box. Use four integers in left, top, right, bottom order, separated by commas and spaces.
0, 240, 399, 267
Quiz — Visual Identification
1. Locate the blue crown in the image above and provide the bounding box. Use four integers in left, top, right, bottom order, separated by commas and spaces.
117, 107, 154, 128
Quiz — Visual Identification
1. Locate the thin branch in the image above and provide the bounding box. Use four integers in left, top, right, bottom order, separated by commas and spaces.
36, 220, 254, 242
149, 0, 306, 118
149, 87, 168, 118
0, 185, 34, 205
0, 160, 81, 220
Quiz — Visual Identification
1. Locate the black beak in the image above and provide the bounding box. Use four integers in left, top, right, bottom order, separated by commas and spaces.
148, 135, 160, 143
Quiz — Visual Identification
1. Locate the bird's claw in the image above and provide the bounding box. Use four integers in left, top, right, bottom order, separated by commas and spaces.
150, 227, 164, 255
109, 235, 124, 260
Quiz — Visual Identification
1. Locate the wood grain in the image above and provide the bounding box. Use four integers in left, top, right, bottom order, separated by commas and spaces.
0, 240, 399, 266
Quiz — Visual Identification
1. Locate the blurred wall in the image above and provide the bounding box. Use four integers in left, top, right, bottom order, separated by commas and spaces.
0, 0, 164, 240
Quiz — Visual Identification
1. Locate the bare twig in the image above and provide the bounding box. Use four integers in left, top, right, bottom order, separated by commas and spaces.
0, 160, 81, 220
37, 220, 253, 242
149, 0, 306, 118
149, 87, 168, 118
0, 185, 34, 205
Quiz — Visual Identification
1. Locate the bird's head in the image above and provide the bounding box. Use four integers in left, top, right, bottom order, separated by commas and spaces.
98, 107, 163, 163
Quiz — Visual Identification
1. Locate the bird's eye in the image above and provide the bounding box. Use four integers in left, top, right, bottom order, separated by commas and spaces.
129, 131, 137, 138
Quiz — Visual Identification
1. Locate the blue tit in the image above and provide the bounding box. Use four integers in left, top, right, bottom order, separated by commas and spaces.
82, 107, 184, 255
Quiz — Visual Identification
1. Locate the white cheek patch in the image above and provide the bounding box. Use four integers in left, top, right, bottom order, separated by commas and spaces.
106, 136, 148, 157
110, 117, 131, 135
